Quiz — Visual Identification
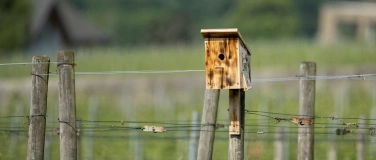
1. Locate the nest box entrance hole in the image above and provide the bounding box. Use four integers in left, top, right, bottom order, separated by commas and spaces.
218, 53, 225, 60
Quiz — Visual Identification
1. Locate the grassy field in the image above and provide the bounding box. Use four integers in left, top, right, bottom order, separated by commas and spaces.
0, 40, 376, 160
1, 40, 375, 77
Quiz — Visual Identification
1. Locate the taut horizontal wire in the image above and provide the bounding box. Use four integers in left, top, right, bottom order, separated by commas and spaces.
246, 110, 376, 120
1, 62, 375, 79
35, 70, 205, 76
246, 110, 310, 117
75, 70, 205, 75
1, 61, 376, 81
33, 72, 376, 83
78, 119, 194, 125
0, 62, 58, 66
0, 115, 27, 118
252, 74, 376, 82
76, 135, 370, 143
4, 133, 371, 143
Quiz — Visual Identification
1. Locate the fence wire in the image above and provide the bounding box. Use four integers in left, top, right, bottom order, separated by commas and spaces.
1, 62, 376, 82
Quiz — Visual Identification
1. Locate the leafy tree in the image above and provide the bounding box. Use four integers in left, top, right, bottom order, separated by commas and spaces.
0, 0, 31, 54
227, 0, 301, 39
294, 0, 320, 37
69, 0, 234, 45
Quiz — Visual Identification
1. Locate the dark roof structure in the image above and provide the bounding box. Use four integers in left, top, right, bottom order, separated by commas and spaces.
29, 0, 111, 46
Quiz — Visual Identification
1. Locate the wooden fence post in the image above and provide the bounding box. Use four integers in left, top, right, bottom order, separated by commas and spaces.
298, 62, 316, 160
27, 56, 50, 160
57, 50, 77, 160
197, 89, 220, 160
228, 89, 245, 160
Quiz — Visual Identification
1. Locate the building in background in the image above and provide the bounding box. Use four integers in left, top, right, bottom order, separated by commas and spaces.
28, 0, 111, 54
319, 1, 376, 44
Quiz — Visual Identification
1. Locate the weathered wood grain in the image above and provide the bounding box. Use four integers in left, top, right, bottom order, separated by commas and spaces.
298, 62, 316, 160
229, 89, 245, 160
57, 51, 77, 160
27, 56, 50, 160
197, 89, 220, 160
202, 28, 251, 90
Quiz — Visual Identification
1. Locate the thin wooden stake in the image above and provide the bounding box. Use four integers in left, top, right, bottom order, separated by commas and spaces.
298, 62, 316, 160
327, 84, 348, 160
274, 127, 285, 160
370, 86, 376, 159
27, 56, 50, 160
122, 97, 143, 160
197, 89, 220, 160
228, 89, 245, 160
9, 103, 23, 159
357, 115, 365, 160
44, 110, 55, 160
188, 111, 200, 160
283, 127, 290, 160
327, 117, 337, 160
57, 51, 77, 160
77, 121, 81, 160
84, 96, 99, 160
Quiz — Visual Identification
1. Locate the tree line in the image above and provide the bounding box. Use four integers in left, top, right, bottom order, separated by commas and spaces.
0, 0, 364, 53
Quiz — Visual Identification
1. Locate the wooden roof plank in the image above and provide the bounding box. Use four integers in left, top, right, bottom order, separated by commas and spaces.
201, 28, 251, 55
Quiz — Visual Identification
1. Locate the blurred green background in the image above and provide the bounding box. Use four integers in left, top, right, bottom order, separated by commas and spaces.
1, 0, 376, 160
0, 0, 355, 53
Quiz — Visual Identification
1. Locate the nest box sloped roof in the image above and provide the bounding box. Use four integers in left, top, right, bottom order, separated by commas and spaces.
201, 28, 251, 55
30, 0, 111, 45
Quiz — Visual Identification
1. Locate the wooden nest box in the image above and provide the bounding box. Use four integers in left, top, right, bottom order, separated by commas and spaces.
201, 28, 251, 90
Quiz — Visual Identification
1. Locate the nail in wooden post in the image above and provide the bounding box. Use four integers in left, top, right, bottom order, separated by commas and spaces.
27, 56, 50, 160
298, 62, 316, 160
197, 89, 220, 160
228, 89, 245, 160
57, 51, 77, 160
